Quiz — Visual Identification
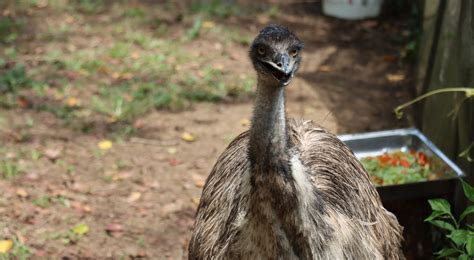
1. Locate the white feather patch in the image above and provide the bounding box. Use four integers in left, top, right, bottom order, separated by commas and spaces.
291, 155, 313, 208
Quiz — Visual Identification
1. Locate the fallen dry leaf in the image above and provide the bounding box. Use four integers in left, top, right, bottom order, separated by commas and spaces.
318, 65, 332, 72
168, 158, 181, 166
202, 20, 215, 29
112, 172, 131, 181
120, 72, 133, 80
167, 147, 177, 155
386, 73, 405, 83
44, 148, 62, 160
25, 172, 40, 180
360, 20, 378, 29
72, 223, 89, 235
71, 201, 92, 213
130, 251, 148, 258
239, 118, 251, 127
16, 96, 31, 108
111, 72, 120, 79
65, 97, 80, 107
161, 201, 183, 216
105, 223, 124, 237
16, 188, 29, 198
191, 197, 200, 206
127, 192, 142, 203
82, 205, 92, 213
6, 152, 16, 159
98, 140, 113, 150
192, 174, 205, 188
181, 132, 196, 142
0, 240, 13, 253
131, 52, 140, 59
133, 118, 145, 129
382, 55, 397, 62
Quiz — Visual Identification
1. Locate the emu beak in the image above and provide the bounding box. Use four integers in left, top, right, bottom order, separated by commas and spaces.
262, 53, 293, 85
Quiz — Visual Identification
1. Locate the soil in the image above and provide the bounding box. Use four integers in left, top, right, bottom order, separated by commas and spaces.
0, 1, 415, 259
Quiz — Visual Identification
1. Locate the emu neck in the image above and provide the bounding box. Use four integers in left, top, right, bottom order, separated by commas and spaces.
249, 81, 289, 168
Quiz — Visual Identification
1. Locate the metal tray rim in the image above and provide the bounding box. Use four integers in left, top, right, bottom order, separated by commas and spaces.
338, 128, 465, 178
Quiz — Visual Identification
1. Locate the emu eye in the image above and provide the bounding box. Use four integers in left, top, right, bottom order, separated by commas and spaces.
290, 48, 298, 57
257, 47, 265, 55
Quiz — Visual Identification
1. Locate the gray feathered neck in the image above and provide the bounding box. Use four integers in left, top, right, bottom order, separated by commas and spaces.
248, 79, 291, 170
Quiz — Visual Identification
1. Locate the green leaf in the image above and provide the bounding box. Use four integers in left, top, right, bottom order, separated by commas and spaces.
435, 247, 458, 258
459, 254, 470, 260
72, 223, 89, 235
425, 210, 448, 222
461, 179, 474, 203
428, 220, 456, 231
460, 205, 474, 221
448, 229, 468, 246
468, 224, 474, 231
467, 234, 474, 256
428, 199, 451, 214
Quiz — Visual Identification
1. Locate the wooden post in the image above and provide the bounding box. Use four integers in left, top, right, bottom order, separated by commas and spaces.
421, 0, 474, 177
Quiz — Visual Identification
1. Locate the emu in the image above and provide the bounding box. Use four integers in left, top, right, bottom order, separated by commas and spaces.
189, 24, 404, 259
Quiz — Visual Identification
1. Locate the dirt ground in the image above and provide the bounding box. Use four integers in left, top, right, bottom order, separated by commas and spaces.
0, 1, 415, 259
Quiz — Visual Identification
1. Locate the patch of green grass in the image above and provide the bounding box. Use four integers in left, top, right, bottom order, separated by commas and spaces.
0, 17, 26, 44
0, 237, 31, 260
129, 33, 152, 49
123, 7, 146, 18
0, 63, 31, 94
0, 159, 22, 179
32, 195, 51, 208
55, 159, 75, 174
0, 4, 256, 135
56, 195, 70, 207
76, 0, 104, 14
45, 22, 72, 40
109, 42, 130, 59
185, 16, 203, 41
80, 59, 104, 74
30, 149, 42, 160
52, 223, 89, 245
267, 4, 280, 19
137, 236, 146, 248
92, 87, 142, 122
190, 0, 241, 18
102, 175, 113, 184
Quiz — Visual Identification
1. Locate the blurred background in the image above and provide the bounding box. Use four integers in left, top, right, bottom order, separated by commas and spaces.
0, 0, 472, 259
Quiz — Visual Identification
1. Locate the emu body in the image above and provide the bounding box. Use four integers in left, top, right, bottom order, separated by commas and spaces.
189, 25, 403, 259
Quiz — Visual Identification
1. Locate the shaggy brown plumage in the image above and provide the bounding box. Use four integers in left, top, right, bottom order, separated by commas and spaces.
189, 24, 403, 259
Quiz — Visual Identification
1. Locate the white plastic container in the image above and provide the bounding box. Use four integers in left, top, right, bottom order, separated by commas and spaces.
322, 0, 383, 20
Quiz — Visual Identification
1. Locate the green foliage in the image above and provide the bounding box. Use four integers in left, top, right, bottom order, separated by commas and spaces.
32, 196, 51, 208
80, 59, 104, 74
267, 4, 280, 19
109, 42, 130, 59
186, 16, 203, 41
0, 159, 22, 179
123, 7, 146, 18
0, 17, 25, 43
426, 179, 474, 259
0, 64, 31, 94
76, 0, 103, 14
190, 0, 240, 18
53, 223, 90, 245
459, 143, 474, 162
0, 237, 31, 260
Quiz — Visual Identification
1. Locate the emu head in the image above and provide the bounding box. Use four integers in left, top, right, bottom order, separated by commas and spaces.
249, 24, 304, 86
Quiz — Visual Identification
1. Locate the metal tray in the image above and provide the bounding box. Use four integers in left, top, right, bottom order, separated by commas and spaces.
338, 128, 464, 201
